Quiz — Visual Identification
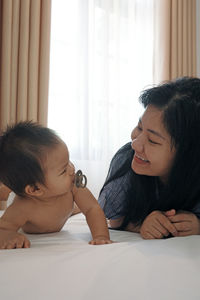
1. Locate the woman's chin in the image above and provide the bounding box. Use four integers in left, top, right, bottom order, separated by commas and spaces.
131, 162, 141, 174
131, 160, 147, 175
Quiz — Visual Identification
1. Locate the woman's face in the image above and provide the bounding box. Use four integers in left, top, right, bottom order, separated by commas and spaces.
131, 105, 176, 183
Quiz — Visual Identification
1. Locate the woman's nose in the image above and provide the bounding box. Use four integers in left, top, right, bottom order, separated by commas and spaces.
131, 136, 144, 153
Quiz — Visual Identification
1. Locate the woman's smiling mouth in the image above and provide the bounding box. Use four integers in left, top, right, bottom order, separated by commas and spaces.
134, 153, 150, 164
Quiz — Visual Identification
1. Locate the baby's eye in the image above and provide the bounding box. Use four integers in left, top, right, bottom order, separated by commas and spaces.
60, 169, 67, 175
137, 125, 142, 131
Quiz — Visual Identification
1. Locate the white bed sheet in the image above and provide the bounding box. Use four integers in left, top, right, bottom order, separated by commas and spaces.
0, 211, 200, 300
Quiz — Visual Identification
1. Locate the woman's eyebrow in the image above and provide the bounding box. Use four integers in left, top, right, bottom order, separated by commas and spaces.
139, 118, 165, 140
147, 129, 165, 140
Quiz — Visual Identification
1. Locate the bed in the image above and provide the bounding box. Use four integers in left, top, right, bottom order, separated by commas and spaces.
0, 203, 200, 300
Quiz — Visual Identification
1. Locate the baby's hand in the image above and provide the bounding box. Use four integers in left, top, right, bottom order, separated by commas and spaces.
0, 230, 31, 249
89, 235, 113, 245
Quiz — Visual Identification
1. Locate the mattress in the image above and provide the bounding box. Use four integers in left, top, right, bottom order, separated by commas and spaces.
0, 211, 200, 300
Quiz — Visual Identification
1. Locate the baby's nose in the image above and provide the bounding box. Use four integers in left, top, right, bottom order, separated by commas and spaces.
69, 162, 75, 175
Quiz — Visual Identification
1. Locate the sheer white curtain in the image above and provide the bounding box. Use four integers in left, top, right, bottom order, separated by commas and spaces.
48, 0, 154, 197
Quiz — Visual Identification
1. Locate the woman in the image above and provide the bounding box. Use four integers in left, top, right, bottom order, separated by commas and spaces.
98, 77, 200, 239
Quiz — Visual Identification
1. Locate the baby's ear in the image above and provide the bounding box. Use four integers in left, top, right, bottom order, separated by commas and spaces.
25, 184, 44, 196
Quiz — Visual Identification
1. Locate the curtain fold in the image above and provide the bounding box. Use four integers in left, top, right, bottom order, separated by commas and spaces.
38, 0, 51, 125
0, 0, 51, 210
0, 0, 51, 130
153, 0, 197, 83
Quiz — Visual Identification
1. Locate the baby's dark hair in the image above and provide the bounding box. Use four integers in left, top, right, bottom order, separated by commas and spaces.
0, 121, 60, 196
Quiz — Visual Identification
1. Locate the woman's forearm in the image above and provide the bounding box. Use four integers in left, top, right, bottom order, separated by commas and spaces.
125, 222, 140, 233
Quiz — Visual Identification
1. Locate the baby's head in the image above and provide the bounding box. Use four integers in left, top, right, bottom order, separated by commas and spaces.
0, 121, 63, 197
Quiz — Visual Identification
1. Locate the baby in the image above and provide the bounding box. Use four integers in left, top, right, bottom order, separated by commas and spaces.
0, 121, 112, 249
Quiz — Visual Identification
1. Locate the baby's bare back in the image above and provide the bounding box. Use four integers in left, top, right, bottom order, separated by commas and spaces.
0, 192, 74, 234
22, 192, 74, 234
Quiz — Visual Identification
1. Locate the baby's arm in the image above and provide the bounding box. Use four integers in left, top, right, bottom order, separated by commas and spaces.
70, 203, 81, 216
0, 199, 30, 249
73, 187, 112, 245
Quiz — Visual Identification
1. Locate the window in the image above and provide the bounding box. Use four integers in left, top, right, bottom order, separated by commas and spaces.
48, 0, 154, 196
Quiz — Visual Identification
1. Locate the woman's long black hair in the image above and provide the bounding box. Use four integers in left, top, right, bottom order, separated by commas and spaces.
100, 77, 200, 229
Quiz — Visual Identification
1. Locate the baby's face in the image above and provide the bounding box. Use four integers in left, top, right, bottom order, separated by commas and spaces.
42, 141, 75, 197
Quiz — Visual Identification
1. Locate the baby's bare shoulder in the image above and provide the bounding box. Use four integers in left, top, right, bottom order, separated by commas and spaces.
0, 196, 32, 231
9, 195, 34, 218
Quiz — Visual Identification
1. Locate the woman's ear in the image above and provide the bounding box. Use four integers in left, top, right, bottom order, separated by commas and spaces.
25, 184, 44, 196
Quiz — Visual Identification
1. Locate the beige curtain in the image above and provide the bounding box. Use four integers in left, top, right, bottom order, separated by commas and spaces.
0, 0, 51, 129
153, 0, 196, 84
0, 0, 51, 209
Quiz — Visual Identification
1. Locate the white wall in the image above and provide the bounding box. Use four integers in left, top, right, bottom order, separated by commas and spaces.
197, 0, 200, 77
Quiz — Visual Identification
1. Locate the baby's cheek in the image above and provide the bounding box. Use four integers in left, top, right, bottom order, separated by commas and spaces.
65, 180, 73, 190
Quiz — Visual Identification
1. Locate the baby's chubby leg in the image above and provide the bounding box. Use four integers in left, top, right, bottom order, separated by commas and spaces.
0, 185, 11, 201
0, 185, 11, 210
0, 229, 30, 249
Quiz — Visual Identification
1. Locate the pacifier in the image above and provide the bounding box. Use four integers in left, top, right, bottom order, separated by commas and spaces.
75, 170, 87, 188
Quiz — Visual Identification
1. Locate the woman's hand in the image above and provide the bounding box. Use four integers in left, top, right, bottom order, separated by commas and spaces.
140, 210, 178, 239
165, 210, 200, 236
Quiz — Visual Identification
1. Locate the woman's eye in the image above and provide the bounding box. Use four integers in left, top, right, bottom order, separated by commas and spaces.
148, 139, 158, 145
